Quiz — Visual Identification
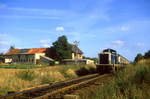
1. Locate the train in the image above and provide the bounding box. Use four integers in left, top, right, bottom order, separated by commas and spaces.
96, 48, 130, 73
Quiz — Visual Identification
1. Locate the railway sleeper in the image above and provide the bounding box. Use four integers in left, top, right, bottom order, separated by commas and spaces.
42, 75, 107, 99
1, 74, 101, 99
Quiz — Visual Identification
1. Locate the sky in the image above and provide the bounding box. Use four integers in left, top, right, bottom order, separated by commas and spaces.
0, 0, 150, 61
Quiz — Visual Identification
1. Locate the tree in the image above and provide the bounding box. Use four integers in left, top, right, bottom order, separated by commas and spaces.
134, 53, 143, 63
144, 50, 150, 59
9, 45, 15, 51
52, 35, 72, 61
0, 53, 4, 63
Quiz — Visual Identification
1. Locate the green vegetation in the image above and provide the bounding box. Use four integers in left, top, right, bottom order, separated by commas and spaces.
0, 64, 47, 69
9, 45, 15, 51
0, 53, 4, 63
134, 50, 150, 63
75, 65, 96, 76
144, 50, 150, 59
0, 64, 96, 95
16, 70, 37, 81
39, 71, 63, 84
58, 65, 77, 78
134, 53, 143, 63
51, 35, 72, 61
58, 65, 96, 78
92, 61, 150, 99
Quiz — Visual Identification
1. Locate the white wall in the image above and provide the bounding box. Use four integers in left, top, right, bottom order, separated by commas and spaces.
35, 53, 45, 59
5, 58, 12, 63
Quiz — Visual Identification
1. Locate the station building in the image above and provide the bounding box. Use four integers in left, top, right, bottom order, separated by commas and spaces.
4, 45, 94, 65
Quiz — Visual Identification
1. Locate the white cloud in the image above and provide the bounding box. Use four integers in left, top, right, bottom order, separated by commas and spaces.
39, 39, 51, 47
56, 26, 64, 32
0, 33, 9, 37
0, 33, 21, 53
120, 26, 129, 31
0, 41, 9, 45
7, 7, 66, 15
0, 6, 63, 20
39, 39, 50, 43
112, 40, 124, 46
0, 41, 10, 53
104, 25, 130, 33
104, 40, 125, 49
0, 48, 8, 53
0, 15, 59, 20
137, 42, 145, 47
42, 44, 50, 47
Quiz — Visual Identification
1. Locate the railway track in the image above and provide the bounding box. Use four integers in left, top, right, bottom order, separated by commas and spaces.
0, 74, 110, 99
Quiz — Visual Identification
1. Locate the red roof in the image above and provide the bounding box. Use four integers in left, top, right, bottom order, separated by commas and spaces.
28, 48, 47, 54
5, 49, 20, 55
5, 48, 48, 55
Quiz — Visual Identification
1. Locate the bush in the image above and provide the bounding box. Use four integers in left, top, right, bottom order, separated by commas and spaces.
88, 66, 97, 73
75, 65, 96, 76
92, 63, 150, 99
40, 75, 55, 84
75, 67, 90, 76
16, 70, 37, 81
133, 66, 149, 84
38, 70, 64, 84
93, 85, 117, 99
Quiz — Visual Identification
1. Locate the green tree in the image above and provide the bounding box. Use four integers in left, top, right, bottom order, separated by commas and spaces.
0, 53, 4, 63
52, 35, 72, 61
9, 45, 15, 51
144, 50, 150, 59
134, 53, 143, 63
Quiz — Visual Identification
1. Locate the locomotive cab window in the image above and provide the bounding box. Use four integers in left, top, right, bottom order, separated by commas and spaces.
100, 54, 109, 64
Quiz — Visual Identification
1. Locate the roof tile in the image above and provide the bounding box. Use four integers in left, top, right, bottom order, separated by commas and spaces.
5, 48, 48, 55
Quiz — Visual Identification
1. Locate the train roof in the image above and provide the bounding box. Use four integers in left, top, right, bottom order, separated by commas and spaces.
99, 48, 130, 63
103, 48, 117, 54
118, 54, 129, 61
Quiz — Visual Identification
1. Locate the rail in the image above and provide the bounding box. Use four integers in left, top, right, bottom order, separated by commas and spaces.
0, 73, 110, 99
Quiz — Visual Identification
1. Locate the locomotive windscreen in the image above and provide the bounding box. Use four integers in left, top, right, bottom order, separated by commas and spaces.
100, 54, 109, 64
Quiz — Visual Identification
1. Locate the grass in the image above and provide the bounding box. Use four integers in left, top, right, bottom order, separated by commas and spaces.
75, 65, 96, 76
16, 70, 37, 81
0, 64, 96, 95
2, 62, 149, 99
92, 59, 150, 99
0, 64, 46, 69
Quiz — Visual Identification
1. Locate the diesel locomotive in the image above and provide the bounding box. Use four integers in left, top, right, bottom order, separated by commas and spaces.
96, 48, 130, 73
